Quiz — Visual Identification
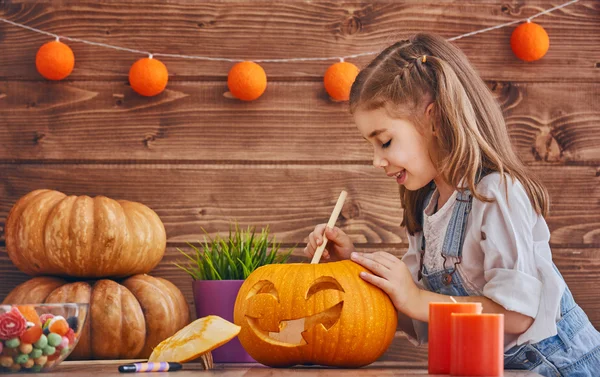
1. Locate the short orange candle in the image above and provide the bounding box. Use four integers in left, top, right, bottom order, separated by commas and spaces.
428, 302, 482, 374
451, 313, 504, 376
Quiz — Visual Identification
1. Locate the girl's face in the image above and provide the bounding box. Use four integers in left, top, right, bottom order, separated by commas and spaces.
354, 107, 438, 191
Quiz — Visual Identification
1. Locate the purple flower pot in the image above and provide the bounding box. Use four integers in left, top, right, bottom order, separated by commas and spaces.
192, 279, 256, 363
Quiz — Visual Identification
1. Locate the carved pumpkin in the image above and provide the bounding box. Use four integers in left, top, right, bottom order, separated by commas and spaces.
233, 260, 397, 367
5, 189, 166, 278
2, 275, 189, 360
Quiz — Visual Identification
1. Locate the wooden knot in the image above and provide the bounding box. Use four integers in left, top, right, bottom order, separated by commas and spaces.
533, 127, 562, 162
34, 132, 46, 144
341, 16, 362, 35
143, 134, 156, 148
340, 202, 360, 220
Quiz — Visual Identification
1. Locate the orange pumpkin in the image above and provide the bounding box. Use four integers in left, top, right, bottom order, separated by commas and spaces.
233, 260, 397, 367
5, 189, 166, 278
2, 275, 189, 360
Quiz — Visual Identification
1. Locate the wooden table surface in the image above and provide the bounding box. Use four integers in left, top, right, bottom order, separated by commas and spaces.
38, 360, 543, 376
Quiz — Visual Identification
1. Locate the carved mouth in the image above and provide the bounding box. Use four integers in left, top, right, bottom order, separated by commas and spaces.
246, 301, 344, 346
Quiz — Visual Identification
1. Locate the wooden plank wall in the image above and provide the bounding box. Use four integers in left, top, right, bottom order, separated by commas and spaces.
1, 0, 599, 363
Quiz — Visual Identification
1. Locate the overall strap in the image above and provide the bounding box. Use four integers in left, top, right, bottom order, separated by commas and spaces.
440, 188, 473, 259
417, 170, 488, 282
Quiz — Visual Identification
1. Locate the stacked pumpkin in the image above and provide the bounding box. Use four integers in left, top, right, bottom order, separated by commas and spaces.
2, 189, 190, 359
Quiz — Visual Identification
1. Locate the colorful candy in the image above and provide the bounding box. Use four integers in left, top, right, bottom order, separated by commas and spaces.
47, 333, 62, 347
49, 316, 69, 336
59, 336, 69, 349
43, 345, 56, 356
66, 316, 78, 331
2, 346, 18, 357
0, 307, 27, 340
1, 306, 78, 373
22, 358, 35, 369
30, 348, 43, 359
65, 328, 75, 345
19, 343, 33, 354
34, 334, 48, 349
5, 338, 20, 348
14, 354, 29, 364
9, 363, 21, 372
20, 325, 42, 344
15, 306, 41, 327
0, 355, 13, 367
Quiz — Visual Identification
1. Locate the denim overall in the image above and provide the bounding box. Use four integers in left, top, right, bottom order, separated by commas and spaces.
418, 187, 600, 376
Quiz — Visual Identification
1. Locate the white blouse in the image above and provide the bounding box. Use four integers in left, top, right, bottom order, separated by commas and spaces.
401, 173, 566, 350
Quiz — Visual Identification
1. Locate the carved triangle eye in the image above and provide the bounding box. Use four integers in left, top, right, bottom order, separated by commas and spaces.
305, 276, 344, 300
246, 280, 279, 301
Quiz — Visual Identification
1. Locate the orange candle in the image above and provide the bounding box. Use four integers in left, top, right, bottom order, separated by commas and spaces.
428, 302, 482, 374
451, 313, 504, 376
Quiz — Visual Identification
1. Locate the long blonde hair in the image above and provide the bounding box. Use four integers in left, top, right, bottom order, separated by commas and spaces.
349, 33, 549, 235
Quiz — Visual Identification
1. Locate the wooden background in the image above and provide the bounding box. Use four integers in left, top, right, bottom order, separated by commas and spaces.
1, 0, 599, 363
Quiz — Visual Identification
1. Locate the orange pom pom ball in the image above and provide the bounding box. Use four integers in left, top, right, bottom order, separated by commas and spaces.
324, 62, 360, 101
35, 41, 75, 80
510, 22, 549, 62
129, 57, 169, 96
227, 61, 267, 101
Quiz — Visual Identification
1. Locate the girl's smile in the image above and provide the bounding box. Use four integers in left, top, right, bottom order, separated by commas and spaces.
354, 106, 438, 191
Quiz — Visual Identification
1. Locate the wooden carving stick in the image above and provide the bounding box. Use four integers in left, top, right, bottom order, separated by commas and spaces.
310, 190, 348, 264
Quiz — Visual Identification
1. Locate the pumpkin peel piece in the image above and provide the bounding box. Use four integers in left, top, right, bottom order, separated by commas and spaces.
148, 315, 241, 363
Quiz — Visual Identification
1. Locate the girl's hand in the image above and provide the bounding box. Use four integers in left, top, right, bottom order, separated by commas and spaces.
303, 224, 356, 261
350, 251, 421, 313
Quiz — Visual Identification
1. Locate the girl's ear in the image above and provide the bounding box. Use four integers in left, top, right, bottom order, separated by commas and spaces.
425, 102, 436, 135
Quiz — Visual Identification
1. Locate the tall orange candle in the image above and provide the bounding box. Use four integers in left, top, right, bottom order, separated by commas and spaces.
451, 313, 504, 376
428, 302, 482, 374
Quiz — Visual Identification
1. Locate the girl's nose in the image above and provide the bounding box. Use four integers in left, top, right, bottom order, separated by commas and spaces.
372, 153, 388, 168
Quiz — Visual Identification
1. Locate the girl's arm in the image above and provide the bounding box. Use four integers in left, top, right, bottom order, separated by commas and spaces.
352, 251, 535, 336
397, 310, 418, 339
409, 289, 534, 335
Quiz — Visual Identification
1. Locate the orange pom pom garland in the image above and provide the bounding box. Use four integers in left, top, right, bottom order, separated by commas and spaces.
324, 61, 359, 101
35, 40, 75, 80
227, 61, 267, 101
129, 57, 169, 97
510, 21, 550, 62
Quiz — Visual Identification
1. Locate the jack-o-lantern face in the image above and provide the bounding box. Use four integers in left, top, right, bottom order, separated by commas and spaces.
233, 260, 397, 368
245, 276, 344, 346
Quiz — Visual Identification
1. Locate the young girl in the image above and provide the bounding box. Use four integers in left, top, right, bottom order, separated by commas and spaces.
303, 33, 600, 376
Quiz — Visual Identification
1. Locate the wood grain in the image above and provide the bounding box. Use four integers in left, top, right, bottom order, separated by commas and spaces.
0, 164, 599, 245
0, 81, 598, 164
37, 360, 544, 376
0, 1, 598, 82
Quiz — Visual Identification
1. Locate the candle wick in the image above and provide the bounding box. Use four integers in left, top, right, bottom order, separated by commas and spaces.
450, 296, 457, 303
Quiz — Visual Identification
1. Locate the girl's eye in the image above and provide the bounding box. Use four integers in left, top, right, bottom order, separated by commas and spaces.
382, 140, 391, 149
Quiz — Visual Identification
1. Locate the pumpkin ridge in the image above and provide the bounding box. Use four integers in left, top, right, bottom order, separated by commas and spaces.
121, 202, 139, 275
155, 277, 189, 330
97, 197, 126, 277
45, 195, 76, 275
5, 190, 49, 274
328, 260, 350, 364
123, 275, 176, 358
345, 260, 369, 365
69, 196, 92, 276
10, 191, 65, 275
36, 191, 68, 275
